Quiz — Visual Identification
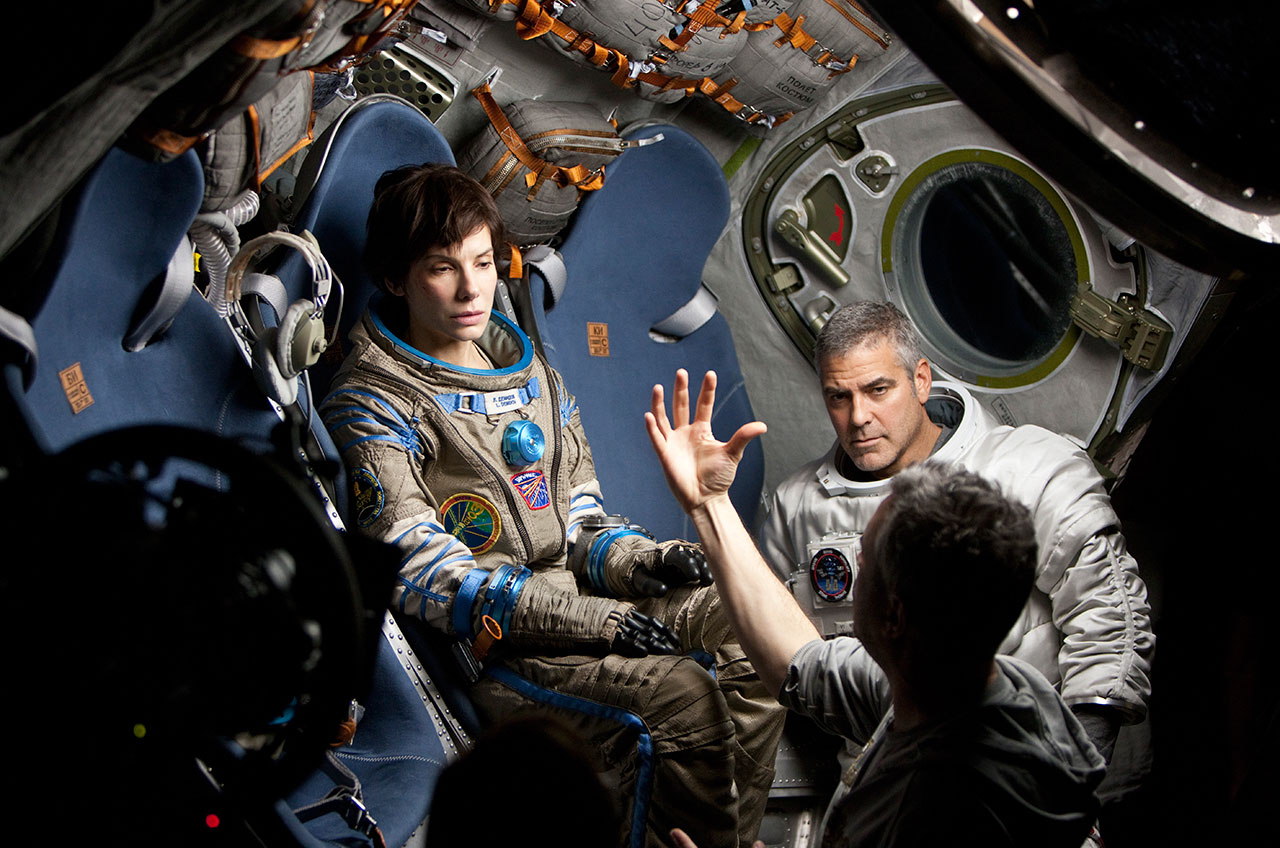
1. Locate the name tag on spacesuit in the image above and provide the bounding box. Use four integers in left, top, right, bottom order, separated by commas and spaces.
437, 381, 540, 415
790, 533, 860, 636
484, 388, 526, 412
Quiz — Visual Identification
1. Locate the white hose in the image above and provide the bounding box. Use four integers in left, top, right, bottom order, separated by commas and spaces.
190, 190, 261, 316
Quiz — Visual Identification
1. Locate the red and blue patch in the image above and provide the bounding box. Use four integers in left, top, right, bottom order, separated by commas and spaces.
510, 470, 550, 510
810, 547, 853, 602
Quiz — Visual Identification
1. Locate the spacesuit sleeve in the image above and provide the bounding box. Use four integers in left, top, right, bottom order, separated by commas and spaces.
322, 385, 481, 635
1016, 431, 1154, 718
1048, 529, 1154, 719
325, 379, 632, 651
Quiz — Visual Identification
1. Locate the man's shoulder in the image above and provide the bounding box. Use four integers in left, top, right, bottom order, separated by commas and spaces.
773, 451, 831, 494
992, 422, 1085, 453
962, 422, 1099, 487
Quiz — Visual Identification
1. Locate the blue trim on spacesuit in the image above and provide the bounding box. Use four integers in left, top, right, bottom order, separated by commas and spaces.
558, 389, 577, 427
396, 574, 448, 609
485, 666, 655, 848
393, 521, 449, 544
453, 568, 490, 636
478, 564, 530, 633
587, 528, 646, 593
433, 376, 542, 414
369, 295, 534, 376
567, 493, 604, 539
410, 546, 473, 594
322, 388, 426, 458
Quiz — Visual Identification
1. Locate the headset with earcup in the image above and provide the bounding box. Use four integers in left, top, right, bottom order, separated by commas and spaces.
226, 230, 344, 406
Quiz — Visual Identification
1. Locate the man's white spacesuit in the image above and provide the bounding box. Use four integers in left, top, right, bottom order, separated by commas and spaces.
759, 380, 1153, 720
323, 297, 783, 848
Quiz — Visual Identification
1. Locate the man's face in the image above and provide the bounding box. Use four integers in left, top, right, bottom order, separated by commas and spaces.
820, 338, 934, 480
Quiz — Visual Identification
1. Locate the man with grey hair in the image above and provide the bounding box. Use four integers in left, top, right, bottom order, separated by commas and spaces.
758, 300, 1152, 781
646, 371, 1105, 847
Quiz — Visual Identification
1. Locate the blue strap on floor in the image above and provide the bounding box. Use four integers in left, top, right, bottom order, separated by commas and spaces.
287, 633, 448, 848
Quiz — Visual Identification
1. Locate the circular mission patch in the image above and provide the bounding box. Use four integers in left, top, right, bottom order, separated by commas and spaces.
441, 492, 502, 554
810, 547, 853, 603
351, 468, 385, 528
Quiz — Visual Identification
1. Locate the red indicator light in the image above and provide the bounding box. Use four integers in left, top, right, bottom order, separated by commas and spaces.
205, 813, 221, 829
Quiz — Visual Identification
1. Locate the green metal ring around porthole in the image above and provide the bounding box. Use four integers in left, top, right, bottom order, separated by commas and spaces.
880, 148, 1087, 389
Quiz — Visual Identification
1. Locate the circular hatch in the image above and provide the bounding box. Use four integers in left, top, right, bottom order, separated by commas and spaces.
883, 149, 1087, 387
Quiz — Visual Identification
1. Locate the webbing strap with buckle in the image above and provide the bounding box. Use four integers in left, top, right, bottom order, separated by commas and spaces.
771, 13, 858, 75
293, 751, 388, 848
433, 376, 541, 415
472, 84, 608, 198
124, 236, 196, 352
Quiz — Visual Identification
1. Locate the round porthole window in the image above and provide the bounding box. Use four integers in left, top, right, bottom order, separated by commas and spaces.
885, 151, 1085, 385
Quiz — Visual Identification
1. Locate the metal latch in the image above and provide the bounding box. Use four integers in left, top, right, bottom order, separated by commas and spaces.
855, 155, 896, 194
774, 209, 850, 288
1069, 289, 1172, 371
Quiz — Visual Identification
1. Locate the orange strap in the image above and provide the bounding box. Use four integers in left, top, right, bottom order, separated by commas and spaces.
698, 77, 794, 126
248, 72, 318, 188
507, 244, 524, 281
771, 12, 858, 75
230, 0, 320, 59
659, 0, 732, 52
471, 84, 609, 197
135, 127, 203, 157
773, 13, 817, 51
472, 83, 555, 198
698, 77, 747, 114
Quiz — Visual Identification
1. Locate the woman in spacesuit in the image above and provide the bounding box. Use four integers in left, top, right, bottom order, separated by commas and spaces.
322, 164, 783, 848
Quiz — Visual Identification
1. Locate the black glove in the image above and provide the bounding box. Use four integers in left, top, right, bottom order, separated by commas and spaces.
1072, 705, 1122, 764
630, 542, 713, 596
609, 610, 681, 657
652, 543, 712, 588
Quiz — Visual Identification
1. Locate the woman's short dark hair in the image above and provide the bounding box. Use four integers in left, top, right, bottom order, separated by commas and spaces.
364, 163, 507, 294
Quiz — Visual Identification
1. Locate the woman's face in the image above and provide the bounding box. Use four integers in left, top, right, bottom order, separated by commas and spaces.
391, 225, 498, 363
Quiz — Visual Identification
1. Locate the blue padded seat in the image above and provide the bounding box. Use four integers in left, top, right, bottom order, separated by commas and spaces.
539, 125, 764, 540
287, 620, 449, 848
4, 148, 279, 455
259, 96, 455, 533
277, 93, 486, 739
279, 94, 457, 369
0, 143, 448, 848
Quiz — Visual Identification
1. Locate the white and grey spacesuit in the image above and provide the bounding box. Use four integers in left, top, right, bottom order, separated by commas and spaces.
759, 380, 1153, 721
323, 297, 783, 848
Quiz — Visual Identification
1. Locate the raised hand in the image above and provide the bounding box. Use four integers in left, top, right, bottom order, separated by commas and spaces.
644, 369, 767, 514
